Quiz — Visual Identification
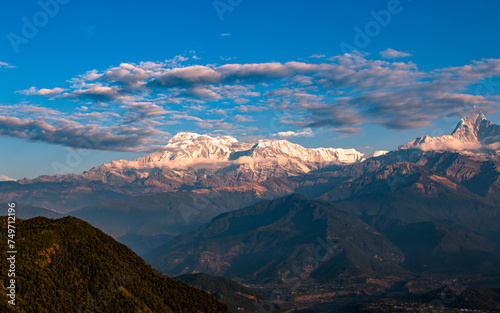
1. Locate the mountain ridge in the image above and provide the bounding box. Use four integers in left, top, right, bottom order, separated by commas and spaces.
145, 194, 409, 285
1, 113, 499, 214
15, 133, 379, 189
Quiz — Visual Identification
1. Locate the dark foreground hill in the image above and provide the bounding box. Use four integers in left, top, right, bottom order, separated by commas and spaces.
0, 216, 230, 313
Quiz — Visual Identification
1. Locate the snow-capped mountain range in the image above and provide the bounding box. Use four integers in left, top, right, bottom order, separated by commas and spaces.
4, 112, 500, 213
9, 112, 498, 187
46, 133, 378, 187
14, 112, 500, 189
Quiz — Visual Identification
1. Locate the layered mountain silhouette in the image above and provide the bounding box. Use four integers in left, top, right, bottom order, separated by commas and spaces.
323, 153, 500, 237
145, 194, 409, 285
70, 187, 281, 255
2, 114, 498, 259
145, 195, 500, 284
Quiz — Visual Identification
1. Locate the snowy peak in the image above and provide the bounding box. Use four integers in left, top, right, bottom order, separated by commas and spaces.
159, 132, 253, 161
154, 133, 365, 164
451, 112, 488, 143
400, 112, 500, 157
451, 112, 500, 144
252, 139, 364, 163
89, 133, 369, 181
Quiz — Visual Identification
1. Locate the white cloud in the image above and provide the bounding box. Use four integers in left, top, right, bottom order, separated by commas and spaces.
11, 53, 500, 152
380, 48, 412, 59
400, 134, 490, 153
234, 114, 255, 122
17, 87, 66, 96
195, 121, 232, 130
0, 105, 168, 152
276, 128, 313, 138
310, 54, 326, 59
68, 84, 124, 101
0, 62, 15, 69
0, 175, 15, 182
185, 87, 222, 101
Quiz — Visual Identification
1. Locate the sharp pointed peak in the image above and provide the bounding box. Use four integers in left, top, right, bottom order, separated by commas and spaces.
451, 111, 488, 138
457, 111, 486, 124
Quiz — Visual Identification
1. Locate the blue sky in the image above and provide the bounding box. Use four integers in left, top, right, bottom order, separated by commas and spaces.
1, 0, 500, 180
